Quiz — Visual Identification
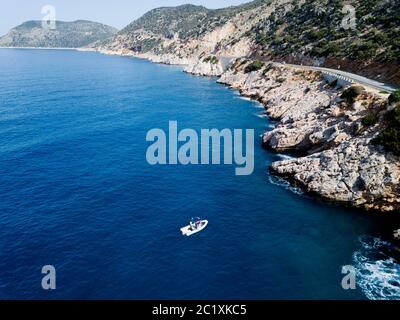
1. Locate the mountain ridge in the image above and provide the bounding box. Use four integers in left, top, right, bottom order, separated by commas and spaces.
94, 0, 400, 85
0, 20, 118, 48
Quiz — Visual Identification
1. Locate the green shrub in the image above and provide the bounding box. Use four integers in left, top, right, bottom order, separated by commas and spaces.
311, 41, 340, 57
370, 30, 389, 45
262, 63, 273, 75
349, 41, 379, 60
341, 86, 365, 103
373, 106, 400, 155
324, 42, 341, 55
244, 60, 264, 73
362, 113, 378, 126
388, 89, 400, 105
203, 56, 219, 64
307, 28, 329, 42
271, 36, 284, 46
311, 44, 326, 57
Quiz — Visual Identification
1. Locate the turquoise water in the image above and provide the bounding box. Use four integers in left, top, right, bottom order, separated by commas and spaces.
0, 49, 399, 299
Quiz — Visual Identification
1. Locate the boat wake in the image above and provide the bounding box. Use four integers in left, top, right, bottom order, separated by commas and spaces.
353, 236, 400, 300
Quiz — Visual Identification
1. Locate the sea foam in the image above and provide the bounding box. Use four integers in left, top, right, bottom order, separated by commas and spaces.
353, 236, 400, 300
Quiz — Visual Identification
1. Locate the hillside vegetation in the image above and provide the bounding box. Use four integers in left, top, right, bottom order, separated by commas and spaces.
0, 20, 118, 48
98, 0, 400, 84
252, 0, 400, 64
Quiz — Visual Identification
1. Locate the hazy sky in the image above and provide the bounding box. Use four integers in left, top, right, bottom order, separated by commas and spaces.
0, 0, 249, 35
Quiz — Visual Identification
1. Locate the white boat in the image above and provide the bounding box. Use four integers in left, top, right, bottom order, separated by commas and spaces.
181, 218, 208, 236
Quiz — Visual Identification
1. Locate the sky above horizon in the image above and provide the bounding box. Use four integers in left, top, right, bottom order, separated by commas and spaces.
0, 0, 249, 35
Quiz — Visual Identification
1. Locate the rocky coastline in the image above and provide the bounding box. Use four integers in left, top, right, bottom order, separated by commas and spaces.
217, 58, 400, 212
90, 45, 399, 213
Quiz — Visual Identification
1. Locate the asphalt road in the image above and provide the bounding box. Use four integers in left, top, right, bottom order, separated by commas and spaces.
273, 62, 398, 93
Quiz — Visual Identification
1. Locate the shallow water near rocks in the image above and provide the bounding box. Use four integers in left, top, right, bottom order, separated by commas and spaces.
0, 49, 399, 299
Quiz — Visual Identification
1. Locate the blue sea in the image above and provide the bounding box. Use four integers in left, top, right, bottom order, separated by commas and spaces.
0, 49, 399, 300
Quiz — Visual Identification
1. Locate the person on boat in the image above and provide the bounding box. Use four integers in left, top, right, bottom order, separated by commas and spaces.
190, 217, 201, 230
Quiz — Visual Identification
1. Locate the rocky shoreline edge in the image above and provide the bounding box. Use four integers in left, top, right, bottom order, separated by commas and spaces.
85, 47, 400, 214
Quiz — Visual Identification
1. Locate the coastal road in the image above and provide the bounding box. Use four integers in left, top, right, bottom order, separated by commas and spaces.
217, 55, 398, 93
272, 62, 399, 93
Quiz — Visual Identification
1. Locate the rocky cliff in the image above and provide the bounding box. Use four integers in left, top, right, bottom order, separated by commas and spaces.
219, 59, 400, 212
